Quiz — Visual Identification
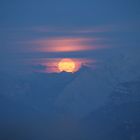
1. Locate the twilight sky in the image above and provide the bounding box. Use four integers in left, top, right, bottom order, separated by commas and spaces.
0, 0, 140, 73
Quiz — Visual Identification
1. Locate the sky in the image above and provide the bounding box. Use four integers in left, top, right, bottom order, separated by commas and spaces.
0, 0, 140, 73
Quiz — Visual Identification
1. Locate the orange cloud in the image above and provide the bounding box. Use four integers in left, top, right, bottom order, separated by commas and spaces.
32, 37, 102, 52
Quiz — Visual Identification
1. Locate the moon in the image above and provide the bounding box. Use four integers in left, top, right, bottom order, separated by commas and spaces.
58, 58, 76, 73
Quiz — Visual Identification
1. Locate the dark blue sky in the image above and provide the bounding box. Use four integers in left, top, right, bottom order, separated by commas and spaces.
1, 0, 139, 26
0, 0, 140, 73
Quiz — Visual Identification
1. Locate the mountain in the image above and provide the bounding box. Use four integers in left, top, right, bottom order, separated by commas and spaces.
53, 47, 140, 118
82, 80, 140, 140
0, 69, 93, 140
53, 65, 115, 118
0, 48, 140, 140
0, 71, 77, 119
1, 59, 140, 119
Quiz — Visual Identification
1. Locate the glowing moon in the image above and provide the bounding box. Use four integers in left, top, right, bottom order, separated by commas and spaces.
58, 58, 76, 73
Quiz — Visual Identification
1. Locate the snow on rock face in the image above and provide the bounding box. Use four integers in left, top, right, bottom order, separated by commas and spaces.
105, 47, 140, 83
109, 80, 140, 105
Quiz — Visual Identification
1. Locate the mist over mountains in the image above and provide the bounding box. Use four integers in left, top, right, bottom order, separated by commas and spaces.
0, 48, 140, 140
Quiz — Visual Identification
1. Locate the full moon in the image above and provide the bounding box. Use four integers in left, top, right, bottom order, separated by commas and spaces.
58, 58, 76, 73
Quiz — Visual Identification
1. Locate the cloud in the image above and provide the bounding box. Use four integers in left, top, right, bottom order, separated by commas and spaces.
30, 58, 96, 73
31, 25, 111, 34
29, 37, 106, 53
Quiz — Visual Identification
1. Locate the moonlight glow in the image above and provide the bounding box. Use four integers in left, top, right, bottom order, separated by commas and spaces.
58, 59, 76, 73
